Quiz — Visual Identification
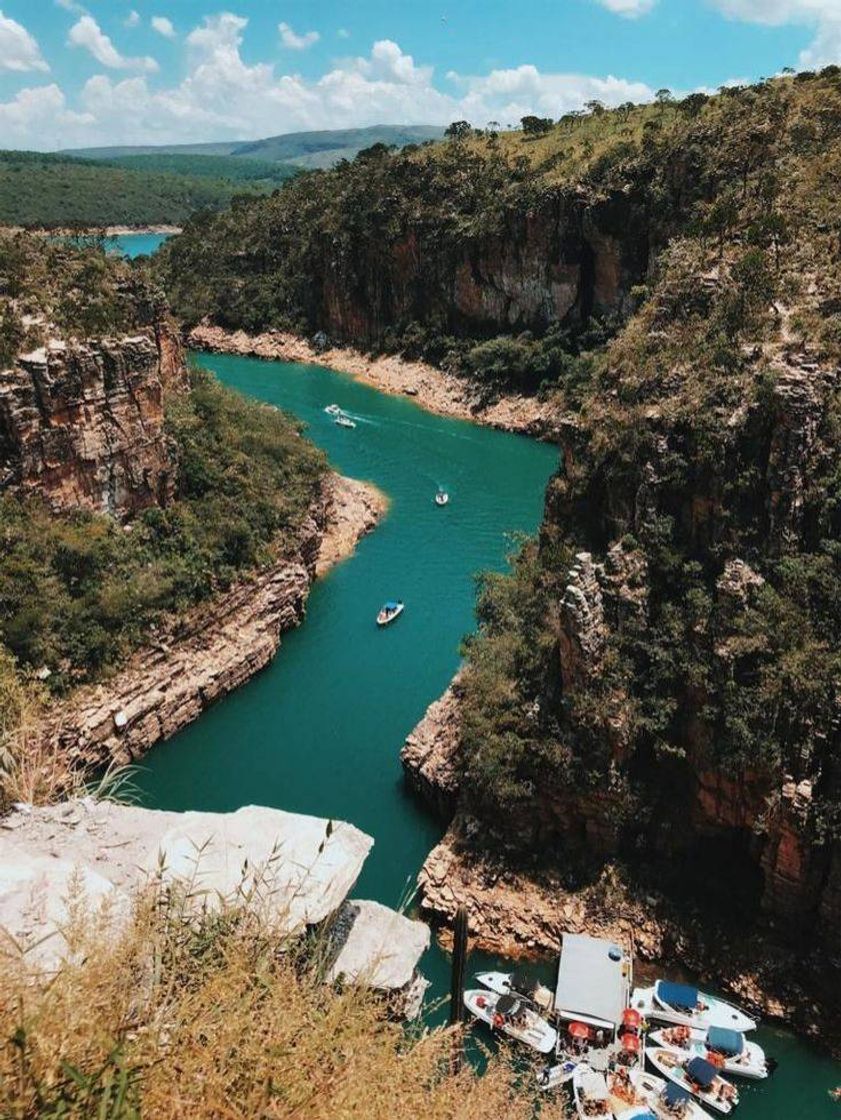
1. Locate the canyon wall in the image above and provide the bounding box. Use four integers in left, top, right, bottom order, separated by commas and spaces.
318, 190, 650, 344
0, 321, 186, 519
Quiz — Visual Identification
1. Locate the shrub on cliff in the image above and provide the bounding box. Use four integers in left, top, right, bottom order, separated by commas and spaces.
0, 368, 325, 692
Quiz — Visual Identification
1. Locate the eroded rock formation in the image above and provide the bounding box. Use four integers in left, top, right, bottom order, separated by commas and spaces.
0, 322, 185, 518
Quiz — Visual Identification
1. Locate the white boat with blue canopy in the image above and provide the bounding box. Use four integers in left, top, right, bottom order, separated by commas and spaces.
631, 980, 756, 1033
614, 1070, 707, 1120
650, 1024, 768, 1079
646, 1049, 739, 1115
376, 600, 404, 627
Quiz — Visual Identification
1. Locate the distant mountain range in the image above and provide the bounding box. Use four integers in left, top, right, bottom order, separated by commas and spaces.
61, 124, 446, 171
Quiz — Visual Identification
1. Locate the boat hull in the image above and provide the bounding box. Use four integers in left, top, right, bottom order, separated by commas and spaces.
631, 984, 756, 1033
573, 1065, 615, 1120
649, 1027, 768, 1080
376, 603, 404, 627
646, 1048, 738, 1115
463, 989, 556, 1054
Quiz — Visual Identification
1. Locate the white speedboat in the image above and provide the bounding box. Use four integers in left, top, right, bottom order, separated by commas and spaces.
434, 490, 449, 506
631, 981, 756, 1033
614, 1069, 707, 1120
376, 600, 404, 627
463, 989, 556, 1054
536, 1058, 578, 1091
647, 1048, 739, 1115
573, 1065, 615, 1119
324, 404, 342, 415
334, 414, 356, 428
476, 970, 554, 1011
650, 1024, 768, 1080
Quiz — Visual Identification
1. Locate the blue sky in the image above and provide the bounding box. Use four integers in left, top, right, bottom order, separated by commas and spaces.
0, 1, 836, 150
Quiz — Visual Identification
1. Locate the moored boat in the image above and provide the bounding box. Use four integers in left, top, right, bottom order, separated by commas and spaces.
476, 970, 554, 1011
650, 1024, 768, 1080
646, 1048, 739, 1115
615, 1069, 707, 1119
376, 600, 404, 627
536, 1058, 578, 1091
463, 989, 557, 1054
631, 981, 756, 1033
573, 1065, 615, 1119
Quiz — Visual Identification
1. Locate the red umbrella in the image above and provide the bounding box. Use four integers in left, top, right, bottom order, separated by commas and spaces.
622, 1033, 641, 1052
568, 1021, 590, 1040
622, 1008, 642, 1027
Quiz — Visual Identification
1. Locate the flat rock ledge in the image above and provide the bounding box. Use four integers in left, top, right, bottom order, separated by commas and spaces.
189, 324, 562, 440
0, 799, 428, 1015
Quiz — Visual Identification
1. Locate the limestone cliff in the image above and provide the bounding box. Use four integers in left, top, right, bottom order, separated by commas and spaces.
0, 321, 186, 518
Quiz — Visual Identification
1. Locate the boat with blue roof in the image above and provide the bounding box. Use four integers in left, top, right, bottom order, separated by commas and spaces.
376, 600, 404, 627
650, 1024, 768, 1079
647, 1049, 739, 1115
631, 980, 756, 1033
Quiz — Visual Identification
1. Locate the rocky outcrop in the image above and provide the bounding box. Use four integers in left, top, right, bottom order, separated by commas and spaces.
188, 324, 563, 439
0, 798, 428, 1014
400, 680, 463, 819
43, 473, 385, 774
0, 322, 186, 518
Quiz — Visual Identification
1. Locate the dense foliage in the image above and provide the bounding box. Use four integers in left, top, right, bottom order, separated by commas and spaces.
0, 367, 325, 692
0, 150, 273, 228
106, 152, 300, 184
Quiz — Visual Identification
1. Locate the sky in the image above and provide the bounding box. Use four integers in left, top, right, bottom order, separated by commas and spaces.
0, 1, 838, 151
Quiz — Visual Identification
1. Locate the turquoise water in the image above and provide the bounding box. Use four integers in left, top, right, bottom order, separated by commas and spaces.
134, 352, 840, 1116
106, 232, 171, 258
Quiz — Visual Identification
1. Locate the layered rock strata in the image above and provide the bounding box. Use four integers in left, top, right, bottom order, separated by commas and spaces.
0, 324, 186, 518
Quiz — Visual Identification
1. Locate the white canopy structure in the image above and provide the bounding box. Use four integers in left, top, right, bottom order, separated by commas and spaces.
555, 933, 632, 1030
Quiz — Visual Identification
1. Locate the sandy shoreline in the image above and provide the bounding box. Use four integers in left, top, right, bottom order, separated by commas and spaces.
188, 323, 563, 441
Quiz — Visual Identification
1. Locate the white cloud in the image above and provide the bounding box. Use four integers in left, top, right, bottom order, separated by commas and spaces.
0, 18, 654, 150
151, 16, 176, 39
68, 15, 158, 71
124, 10, 140, 29
0, 11, 49, 72
594, 0, 658, 16
710, 0, 841, 66
55, 0, 86, 13
0, 84, 93, 148
278, 21, 320, 50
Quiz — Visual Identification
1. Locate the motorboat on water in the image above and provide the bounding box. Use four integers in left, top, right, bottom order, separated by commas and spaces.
463, 989, 556, 1054
631, 981, 756, 1033
376, 600, 404, 627
476, 970, 554, 1012
536, 1058, 578, 1091
646, 1049, 739, 1115
324, 404, 342, 415
334, 413, 356, 428
573, 1065, 615, 1119
434, 489, 449, 506
614, 1070, 707, 1120
650, 1024, 768, 1080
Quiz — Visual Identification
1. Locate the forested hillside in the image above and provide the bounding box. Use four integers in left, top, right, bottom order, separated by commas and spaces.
162, 67, 841, 945
0, 150, 277, 228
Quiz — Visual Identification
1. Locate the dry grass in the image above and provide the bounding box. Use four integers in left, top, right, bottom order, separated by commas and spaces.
0, 887, 543, 1120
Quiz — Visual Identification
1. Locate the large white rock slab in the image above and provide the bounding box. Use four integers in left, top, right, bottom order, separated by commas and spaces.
327, 899, 430, 991
0, 799, 373, 941
0, 854, 129, 969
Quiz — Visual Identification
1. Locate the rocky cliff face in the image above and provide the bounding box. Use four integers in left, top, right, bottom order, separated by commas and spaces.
0, 321, 186, 519
318, 190, 649, 343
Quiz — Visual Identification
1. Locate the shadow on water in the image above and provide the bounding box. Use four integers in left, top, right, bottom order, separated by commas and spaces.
132, 351, 840, 1117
